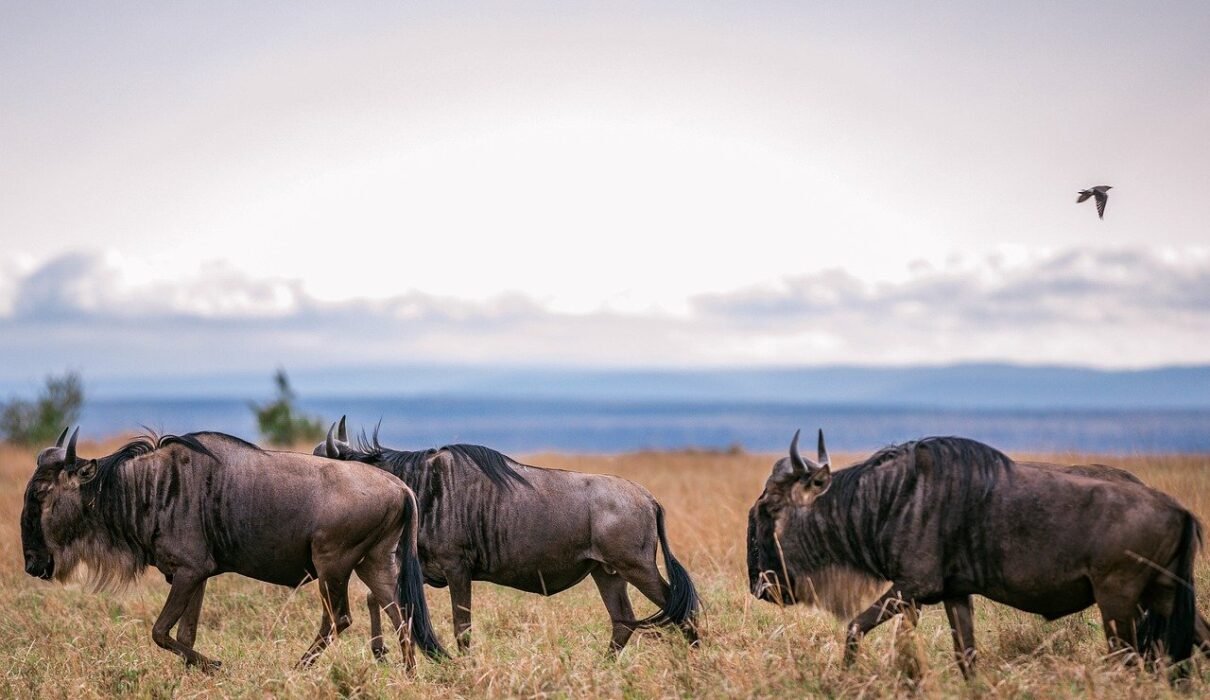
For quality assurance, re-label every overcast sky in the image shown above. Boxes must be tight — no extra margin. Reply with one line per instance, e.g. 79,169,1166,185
2,1,1208,383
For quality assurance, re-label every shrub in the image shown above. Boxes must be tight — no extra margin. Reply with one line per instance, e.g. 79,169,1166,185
0,372,84,446
251,369,325,446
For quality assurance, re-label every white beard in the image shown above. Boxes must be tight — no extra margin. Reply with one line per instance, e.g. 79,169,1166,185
796,564,891,620
51,535,143,593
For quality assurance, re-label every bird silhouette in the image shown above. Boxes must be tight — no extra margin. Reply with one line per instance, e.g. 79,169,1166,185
1076,185,1112,219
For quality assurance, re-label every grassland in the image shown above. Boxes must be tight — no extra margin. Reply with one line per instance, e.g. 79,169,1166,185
1,440,1208,698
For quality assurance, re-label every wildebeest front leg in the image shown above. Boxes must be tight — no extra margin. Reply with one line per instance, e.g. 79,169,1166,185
176,579,208,649
448,572,473,652
844,587,919,666
151,572,221,672
591,568,637,654
297,574,353,668
1198,614,1210,657
943,596,977,679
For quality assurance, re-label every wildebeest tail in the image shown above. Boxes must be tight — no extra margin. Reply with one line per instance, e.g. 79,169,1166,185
636,502,701,630
1138,512,1202,666
395,489,448,660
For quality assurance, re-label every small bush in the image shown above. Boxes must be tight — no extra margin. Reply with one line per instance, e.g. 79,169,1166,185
250,369,325,446
0,372,84,445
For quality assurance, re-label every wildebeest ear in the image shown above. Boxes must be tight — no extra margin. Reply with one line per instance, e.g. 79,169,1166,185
75,459,98,484
789,463,832,505
809,468,831,493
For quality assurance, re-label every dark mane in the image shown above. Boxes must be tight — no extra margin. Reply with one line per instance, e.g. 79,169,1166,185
837,436,1013,497
87,432,231,493
70,432,232,583
88,436,158,490
803,436,1015,579
172,431,264,454
351,429,530,490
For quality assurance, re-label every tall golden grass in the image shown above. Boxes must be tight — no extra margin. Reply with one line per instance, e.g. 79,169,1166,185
1,439,1206,698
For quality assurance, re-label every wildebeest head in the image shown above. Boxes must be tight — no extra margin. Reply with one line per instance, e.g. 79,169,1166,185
313,416,353,458
21,428,100,581
747,428,831,606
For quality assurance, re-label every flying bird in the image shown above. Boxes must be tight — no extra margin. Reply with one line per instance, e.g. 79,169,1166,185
1076,185,1112,219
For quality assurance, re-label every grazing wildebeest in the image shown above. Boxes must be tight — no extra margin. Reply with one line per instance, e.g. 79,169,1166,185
747,430,1201,678
315,417,700,655
934,460,1210,670
20,428,445,671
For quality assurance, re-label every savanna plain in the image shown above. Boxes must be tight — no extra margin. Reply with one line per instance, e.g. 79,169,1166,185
1,439,1208,699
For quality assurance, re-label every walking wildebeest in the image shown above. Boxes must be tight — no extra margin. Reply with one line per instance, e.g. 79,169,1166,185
747,430,1202,678
315,417,700,655
20,428,445,671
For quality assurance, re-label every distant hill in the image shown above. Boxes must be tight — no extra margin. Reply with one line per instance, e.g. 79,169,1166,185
34,363,1210,409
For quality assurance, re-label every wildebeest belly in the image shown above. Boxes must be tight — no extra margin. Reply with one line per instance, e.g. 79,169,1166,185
978,577,1095,620
214,538,318,587
480,561,596,595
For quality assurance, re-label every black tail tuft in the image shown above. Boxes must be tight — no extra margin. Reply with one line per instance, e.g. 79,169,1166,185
635,503,701,637
396,490,448,661
1138,512,1201,672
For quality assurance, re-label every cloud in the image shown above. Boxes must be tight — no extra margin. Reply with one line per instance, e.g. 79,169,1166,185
2,247,1209,381
693,248,1210,328
8,252,312,320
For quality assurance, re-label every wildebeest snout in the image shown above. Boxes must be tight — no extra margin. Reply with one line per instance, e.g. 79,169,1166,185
24,552,53,580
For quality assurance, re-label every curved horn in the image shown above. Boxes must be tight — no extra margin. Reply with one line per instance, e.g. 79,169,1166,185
55,426,70,447
65,427,79,465
788,429,808,474
817,429,830,469
325,423,339,457
337,415,348,443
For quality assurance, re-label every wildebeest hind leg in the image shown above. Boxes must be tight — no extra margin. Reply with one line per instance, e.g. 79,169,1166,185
611,559,700,645
614,560,669,613
364,592,386,661
1095,593,1142,663
297,573,353,668
844,587,919,667
943,596,977,679
176,579,208,649
151,572,221,672
356,554,416,671
591,568,637,653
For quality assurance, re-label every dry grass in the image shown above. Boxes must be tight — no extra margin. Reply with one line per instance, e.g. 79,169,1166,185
2,439,1208,698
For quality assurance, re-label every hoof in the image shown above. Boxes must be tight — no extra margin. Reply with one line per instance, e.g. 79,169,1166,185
295,655,318,670
187,657,222,674
372,647,388,663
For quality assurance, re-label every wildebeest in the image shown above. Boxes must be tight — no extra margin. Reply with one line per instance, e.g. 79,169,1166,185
315,417,700,655
20,428,445,671
944,459,1210,670
747,430,1202,678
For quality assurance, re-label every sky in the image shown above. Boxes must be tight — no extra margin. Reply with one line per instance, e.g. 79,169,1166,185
2,1,1209,386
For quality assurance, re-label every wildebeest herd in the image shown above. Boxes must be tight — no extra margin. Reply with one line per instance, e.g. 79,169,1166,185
19,419,1207,681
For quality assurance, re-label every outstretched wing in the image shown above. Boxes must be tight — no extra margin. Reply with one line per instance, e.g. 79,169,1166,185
1094,191,1108,218
1076,190,1092,203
